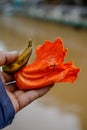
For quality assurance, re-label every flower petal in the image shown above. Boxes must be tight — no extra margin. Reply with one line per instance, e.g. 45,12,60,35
14,38,80,90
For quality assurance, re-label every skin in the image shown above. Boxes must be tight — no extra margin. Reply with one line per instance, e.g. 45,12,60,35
0,51,53,113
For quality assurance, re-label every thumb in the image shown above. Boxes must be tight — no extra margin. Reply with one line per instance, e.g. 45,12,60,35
0,51,18,66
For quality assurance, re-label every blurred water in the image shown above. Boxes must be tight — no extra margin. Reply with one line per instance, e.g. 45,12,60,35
0,15,87,130
4,101,81,130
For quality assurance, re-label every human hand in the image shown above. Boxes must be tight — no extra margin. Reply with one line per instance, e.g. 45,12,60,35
0,51,53,113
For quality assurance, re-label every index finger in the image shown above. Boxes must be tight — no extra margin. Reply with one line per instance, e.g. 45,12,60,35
0,51,18,66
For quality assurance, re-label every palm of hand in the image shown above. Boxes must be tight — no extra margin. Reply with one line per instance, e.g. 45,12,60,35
0,71,52,113
0,51,52,113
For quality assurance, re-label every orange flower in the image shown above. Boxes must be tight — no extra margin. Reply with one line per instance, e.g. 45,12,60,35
14,38,80,90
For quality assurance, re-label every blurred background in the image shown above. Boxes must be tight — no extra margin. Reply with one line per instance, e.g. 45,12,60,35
0,0,87,130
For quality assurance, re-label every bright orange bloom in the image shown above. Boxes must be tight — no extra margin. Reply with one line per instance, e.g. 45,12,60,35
14,38,80,90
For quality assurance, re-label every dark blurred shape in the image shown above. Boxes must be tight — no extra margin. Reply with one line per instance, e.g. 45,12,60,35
82,0,87,6
41,0,87,6
80,7,87,18
27,0,45,6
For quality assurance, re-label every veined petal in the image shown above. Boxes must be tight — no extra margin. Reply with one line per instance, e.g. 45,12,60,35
23,38,67,73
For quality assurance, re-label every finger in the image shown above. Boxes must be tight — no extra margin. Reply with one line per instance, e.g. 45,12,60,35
0,71,17,92
0,51,18,66
14,90,25,97
0,71,15,86
0,71,6,83
6,84,18,93
2,72,14,82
